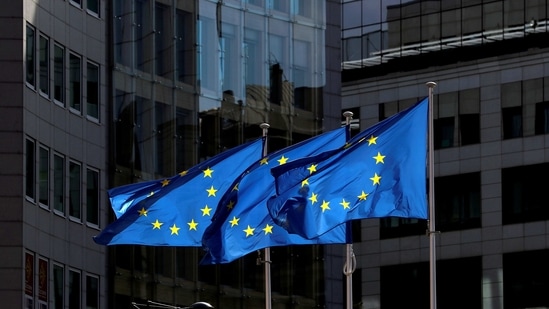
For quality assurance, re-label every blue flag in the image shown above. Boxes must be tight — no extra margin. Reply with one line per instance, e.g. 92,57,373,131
200,127,351,264
93,138,264,246
108,179,162,218
267,98,429,239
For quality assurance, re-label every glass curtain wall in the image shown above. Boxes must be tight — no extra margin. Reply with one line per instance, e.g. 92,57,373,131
110,0,330,308
342,0,549,69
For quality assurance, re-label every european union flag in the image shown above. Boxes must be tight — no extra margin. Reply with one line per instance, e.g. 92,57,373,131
200,127,351,264
108,179,162,218
267,98,429,239
93,138,264,246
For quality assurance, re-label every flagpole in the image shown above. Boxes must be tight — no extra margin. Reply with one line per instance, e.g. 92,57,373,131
343,111,355,309
260,123,272,309
426,81,437,309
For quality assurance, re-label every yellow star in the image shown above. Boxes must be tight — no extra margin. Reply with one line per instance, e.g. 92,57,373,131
206,185,218,197
358,191,369,201
277,155,289,165
201,205,212,216
170,224,180,235
138,207,148,216
232,182,239,191
340,199,350,209
260,157,269,165
244,225,255,237
229,216,239,227
373,152,385,164
370,173,381,185
309,192,318,204
320,200,330,212
307,164,317,174
152,219,163,229
344,142,352,149
179,170,188,176
226,200,235,210
147,191,154,197
161,179,170,187
187,219,198,231
203,167,214,178
263,224,273,235
367,135,378,145
301,178,309,187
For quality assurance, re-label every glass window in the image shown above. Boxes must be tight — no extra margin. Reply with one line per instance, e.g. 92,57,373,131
380,217,425,239
39,146,49,207
459,114,480,145
535,101,549,135
86,62,99,120
176,7,193,84
54,44,65,104
114,0,133,67
87,0,99,16
435,172,481,232
53,264,64,309
502,106,523,139
381,257,481,308
155,1,173,79
86,274,99,309
434,117,455,149
135,0,152,73
502,163,549,224
69,161,81,220
26,24,35,87
504,249,549,309
69,53,82,112
69,269,81,309
54,154,65,214
39,34,49,96
86,168,99,226
26,138,36,200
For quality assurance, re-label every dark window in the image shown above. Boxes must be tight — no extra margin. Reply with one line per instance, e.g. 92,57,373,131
53,44,65,104
504,250,549,309
39,146,49,207
434,117,454,149
86,62,99,119
87,0,99,16
459,113,480,145
39,35,49,95
86,168,99,225
26,139,36,200
502,106,522,139
380,217,426,239
435,172,481,232
85,275,99,309
69,161,81,219
502,163,549,224
53,154,65,214
68,270,81,308
535,101,549,135
69,53,81,112
26,25,35,87
381,257,481,309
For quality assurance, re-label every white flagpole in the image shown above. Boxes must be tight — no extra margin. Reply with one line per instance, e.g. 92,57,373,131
343,111,355,309
426,81,437,309
260,123,272,309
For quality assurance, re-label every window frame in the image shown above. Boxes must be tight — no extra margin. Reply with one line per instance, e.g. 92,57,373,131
86,167,99,227
26,24,36,88
85,274,99,309
86,61,100,121
39,33,50,97
53,43,65,106
53,263,65,309
26,138,36,202
38,145,50,208
86,0,99,17
53,153,66,216
69,160,82,221
69,52,82,114
68,269,81,309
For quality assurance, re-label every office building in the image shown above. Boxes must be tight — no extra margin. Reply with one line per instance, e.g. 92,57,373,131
342,0,549,308
1,0,347,308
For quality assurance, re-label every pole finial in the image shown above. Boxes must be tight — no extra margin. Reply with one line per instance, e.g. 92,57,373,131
343,111,353,118
260,123,270,130
426,81,437,88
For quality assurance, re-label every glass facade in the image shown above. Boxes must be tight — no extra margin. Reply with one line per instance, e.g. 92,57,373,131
110,1,339,307
342,0,549,69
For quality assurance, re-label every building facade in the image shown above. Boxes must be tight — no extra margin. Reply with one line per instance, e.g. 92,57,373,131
342,0,549,308
1,0,348,308
0,0,108,308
